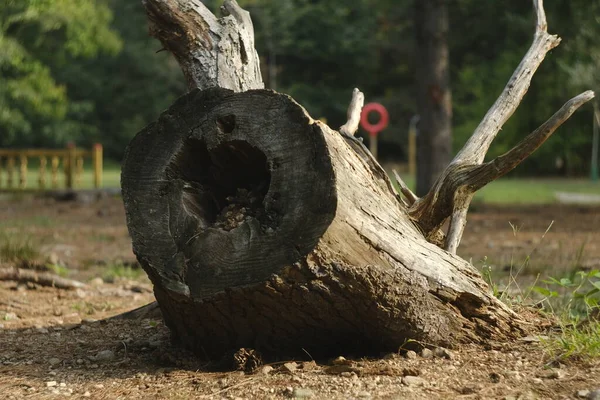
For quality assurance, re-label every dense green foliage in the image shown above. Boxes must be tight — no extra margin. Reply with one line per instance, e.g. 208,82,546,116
0,0,598,173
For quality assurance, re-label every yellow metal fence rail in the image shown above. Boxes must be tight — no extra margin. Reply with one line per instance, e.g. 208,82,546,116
0,144,103,190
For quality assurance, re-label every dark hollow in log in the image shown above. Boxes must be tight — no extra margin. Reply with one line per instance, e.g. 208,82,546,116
122,88,523,358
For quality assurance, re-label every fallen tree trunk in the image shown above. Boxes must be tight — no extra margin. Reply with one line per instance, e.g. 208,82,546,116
122,88,520,357
121,0,593,358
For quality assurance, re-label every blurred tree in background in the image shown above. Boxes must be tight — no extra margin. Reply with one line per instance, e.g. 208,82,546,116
0,0,121,148
0,0,598,175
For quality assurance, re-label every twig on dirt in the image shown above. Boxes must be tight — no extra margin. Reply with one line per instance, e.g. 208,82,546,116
0,267,87,290
302,347,314,361
199,378,256,399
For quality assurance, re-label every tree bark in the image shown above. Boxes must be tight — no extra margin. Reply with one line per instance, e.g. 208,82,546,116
414,0,452,196
121,0,594,359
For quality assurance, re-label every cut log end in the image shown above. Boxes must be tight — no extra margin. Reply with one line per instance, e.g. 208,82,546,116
122,88,337,299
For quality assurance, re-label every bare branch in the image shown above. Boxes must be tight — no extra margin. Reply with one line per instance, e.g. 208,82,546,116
533,0,548,31
468,90,595,190
393,170,419,206
454,0,560,164
339,88,364,136
445,193,472,254
0,267,87,290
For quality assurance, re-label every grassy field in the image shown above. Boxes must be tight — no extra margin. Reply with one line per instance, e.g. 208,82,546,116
3,163,600,204
393,174,600,204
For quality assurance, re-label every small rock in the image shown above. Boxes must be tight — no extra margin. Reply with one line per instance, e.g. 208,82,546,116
299,361,317,371
59,382,66,387
517,391,538,400
588,389,600,400
94,350,115,362
433,347,453,359
76,359,85,365
148,334,162,348
532,378,543,384
404,350,417,359
332,356,352,366
47,253,60,265
402,367,420,376
89,277,104,286
3,312,18,321
402,376,426,387
83,391,91,397
46,381,57,387
94,384,104,389
49,358,61,366
282,362,298,374
292,388,314,398
460,386,481,395
260,365,274,375
36,327,49,334
504,371,522,381
420,349,433,359
356,391,372,398
538,369,564,380
489,372,502,383
577,390,591,398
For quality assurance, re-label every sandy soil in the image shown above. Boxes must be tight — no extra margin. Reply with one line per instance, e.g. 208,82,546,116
0,195,599,399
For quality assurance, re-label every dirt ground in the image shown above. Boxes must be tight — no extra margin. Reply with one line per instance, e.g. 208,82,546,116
1,194,599,399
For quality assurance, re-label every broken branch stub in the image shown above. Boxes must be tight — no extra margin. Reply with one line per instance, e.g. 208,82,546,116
142,0,263,92
339,88,365,137
408,0,594,253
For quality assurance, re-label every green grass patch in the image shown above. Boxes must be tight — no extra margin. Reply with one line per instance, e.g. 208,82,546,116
474,178,600,205
0,215,54,229
528,269,600,360
14,165,121,190
102,262,144,283
46,263,70,277
389,173,600,204
541,320,600,361
0,233,39,263
71,301,115,315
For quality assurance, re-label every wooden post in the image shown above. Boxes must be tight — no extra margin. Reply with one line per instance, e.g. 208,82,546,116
369,135,378,160
65,143,76,189
92,143,103,188
7,157,15,189
75,156,84,187
592,102,599,182
39,156,47,189
51,156,59,188
408,115,419,179
19,155,27,189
